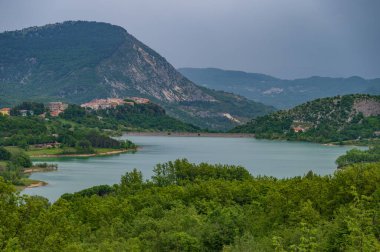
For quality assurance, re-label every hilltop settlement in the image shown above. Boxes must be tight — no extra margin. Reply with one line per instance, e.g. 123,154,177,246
0,97,151,118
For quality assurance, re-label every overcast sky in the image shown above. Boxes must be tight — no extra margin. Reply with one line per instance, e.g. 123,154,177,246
0,0,379,79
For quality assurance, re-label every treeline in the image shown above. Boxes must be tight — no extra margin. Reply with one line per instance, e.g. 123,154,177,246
0,111,135,154
0,159,379,251
0,116,54,147
10,101,46,116
336,145,380,168
231,94,380,144
60,103,201,132
0,147,32,185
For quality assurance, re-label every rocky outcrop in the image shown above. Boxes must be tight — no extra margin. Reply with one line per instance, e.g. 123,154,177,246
353,99,380,117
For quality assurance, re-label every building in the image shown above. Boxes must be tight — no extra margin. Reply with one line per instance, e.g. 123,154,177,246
48,102,68,112
0,108,11,116
48,102,68,117
128,97,150,104
81,98,129,110
293,126,306,133
19,110,29,117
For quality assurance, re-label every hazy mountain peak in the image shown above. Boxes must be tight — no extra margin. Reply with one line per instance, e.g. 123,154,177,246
179,67,380,109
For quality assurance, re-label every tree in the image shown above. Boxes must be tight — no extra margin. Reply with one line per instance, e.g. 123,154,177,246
0,147,11,160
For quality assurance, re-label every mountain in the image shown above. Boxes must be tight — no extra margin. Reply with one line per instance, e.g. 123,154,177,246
230,94,380,143
178,68,380,109
0,21,274,130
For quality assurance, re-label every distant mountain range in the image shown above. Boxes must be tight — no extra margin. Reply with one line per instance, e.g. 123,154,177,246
0,21,274,130
230,94,380,144
179,68,380,109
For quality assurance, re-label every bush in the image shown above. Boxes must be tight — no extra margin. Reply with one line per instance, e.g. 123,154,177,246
10,151,32,168
0,147,11,160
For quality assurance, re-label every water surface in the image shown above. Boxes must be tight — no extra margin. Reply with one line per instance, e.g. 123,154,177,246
24,136,358,201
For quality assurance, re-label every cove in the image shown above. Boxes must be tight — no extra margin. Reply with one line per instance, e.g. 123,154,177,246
23,136,358,201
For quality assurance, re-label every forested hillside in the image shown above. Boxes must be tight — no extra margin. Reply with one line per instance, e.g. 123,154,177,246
0,101,198,150
0,112,136,157
60,102,200,133
0,158,379,251
231,94,380,144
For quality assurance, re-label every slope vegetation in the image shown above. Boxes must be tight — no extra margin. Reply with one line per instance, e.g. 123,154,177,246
231,94,380,143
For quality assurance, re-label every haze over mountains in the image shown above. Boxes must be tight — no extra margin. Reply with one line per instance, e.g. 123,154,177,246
0,21,274,130
179,68,380,109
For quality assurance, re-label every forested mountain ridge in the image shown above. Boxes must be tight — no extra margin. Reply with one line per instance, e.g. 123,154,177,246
179,67,380,109
231,94,380,143
0,21,274,130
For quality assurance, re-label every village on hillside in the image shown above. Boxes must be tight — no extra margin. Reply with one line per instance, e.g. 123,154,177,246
80,97,150,110
0,97,150,117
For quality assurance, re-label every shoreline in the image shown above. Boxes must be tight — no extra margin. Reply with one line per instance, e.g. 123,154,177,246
26,181,47,189
30,148,137,158
21,166,58,190
123,132,255,138
24,166,58,174
123,132,369,147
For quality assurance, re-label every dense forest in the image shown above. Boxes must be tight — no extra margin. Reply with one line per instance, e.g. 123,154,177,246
231,94,380,144
60,102,200,133
0,146,58,187
0,111,135,153
0,156,379,251
336,145,380,168
0,100,199,152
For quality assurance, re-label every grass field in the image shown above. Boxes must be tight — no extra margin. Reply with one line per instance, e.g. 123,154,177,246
26,148,65,156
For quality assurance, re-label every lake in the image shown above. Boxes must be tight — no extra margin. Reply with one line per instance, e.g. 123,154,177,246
23,136,358,201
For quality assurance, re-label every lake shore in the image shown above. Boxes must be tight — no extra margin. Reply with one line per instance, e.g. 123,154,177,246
26,181,48,188
30,148,137,158
19,165,59,190
123,132,255,138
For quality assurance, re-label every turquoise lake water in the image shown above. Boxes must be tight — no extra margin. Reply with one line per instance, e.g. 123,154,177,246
23,136,358,201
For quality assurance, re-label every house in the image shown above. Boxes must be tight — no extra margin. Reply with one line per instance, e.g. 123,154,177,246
48,102,68,111
48,102,68,116
50,110,61,117
81,98,128,110
0,108,11,116
32,142,60,149
19,110,29,116
293,126,306,133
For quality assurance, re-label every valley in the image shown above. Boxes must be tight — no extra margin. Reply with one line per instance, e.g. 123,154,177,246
0,15,379,251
